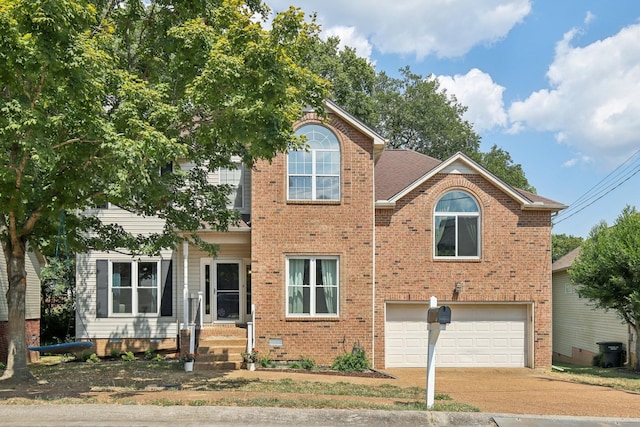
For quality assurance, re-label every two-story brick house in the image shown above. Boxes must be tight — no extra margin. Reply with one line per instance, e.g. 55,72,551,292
76,100,564,369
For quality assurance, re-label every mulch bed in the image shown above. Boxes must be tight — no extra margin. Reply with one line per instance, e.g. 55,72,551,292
255,367,395,379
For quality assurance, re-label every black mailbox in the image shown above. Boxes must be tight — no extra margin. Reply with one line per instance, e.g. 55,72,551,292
428,306,451,324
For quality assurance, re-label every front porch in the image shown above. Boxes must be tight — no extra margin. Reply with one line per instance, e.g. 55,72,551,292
181,324,250,370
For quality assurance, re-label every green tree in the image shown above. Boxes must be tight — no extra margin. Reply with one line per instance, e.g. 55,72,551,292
551,233,583,262
0,0,328,381
476,145,536,194
568,206,640,370
305,36,377,127
301,38,535,191
374,66,480,161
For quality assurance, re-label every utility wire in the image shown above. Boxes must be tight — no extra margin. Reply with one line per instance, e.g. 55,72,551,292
553,148,640,225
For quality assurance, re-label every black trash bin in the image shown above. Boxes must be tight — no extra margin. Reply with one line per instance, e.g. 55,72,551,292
596,341,623,368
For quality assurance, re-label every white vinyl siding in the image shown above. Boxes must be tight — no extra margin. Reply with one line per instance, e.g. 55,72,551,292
553,270,629,358
0,249,41,322
76,250,176,340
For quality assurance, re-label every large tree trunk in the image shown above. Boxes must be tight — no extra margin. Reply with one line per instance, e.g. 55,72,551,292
1,238,34,382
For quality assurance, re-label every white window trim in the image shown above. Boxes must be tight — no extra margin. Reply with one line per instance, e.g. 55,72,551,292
219,162,245,210
287,125,341,201
286,256,340,317
433,192,481,259
108,259,161,316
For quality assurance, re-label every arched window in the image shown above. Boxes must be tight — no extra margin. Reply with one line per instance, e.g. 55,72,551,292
288,125,340,201
434,191,480,258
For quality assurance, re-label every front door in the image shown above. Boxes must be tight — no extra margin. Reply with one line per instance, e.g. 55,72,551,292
202,260,241,322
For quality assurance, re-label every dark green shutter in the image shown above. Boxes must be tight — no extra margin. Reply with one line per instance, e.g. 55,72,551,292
160,260,173,317
96,260,108,318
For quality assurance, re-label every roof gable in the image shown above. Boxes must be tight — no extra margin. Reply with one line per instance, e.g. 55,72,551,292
375,151,566,211
324,100,387,162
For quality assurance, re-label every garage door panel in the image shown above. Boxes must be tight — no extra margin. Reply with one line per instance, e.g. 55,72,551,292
386,303,528,368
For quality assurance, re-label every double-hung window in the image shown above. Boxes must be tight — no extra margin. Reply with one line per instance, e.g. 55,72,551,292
287,257,339,316
434,191,480,258
219,162,244,209
111,260,160,315
288,125,340,201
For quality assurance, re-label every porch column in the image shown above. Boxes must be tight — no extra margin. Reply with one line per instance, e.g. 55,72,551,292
182,241,189,329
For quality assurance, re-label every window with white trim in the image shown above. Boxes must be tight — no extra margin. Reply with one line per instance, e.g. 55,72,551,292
288,125,340,200
287,257,339,316
111,260,160,315
434,191,480,258
219,162,244,209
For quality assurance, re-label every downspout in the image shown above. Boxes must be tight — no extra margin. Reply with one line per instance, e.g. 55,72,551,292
371,181,376,369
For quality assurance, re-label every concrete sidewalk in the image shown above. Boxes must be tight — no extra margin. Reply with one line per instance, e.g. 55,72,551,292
1,405,639,426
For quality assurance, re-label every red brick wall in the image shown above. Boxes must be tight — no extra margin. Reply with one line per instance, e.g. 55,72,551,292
251,112,375,366
375,173,553,368
0,319,41,364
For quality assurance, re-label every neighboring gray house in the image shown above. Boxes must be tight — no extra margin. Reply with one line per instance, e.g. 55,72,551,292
552,247,636,366
0,247,43,363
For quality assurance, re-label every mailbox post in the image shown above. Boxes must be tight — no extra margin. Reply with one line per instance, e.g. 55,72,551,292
426,296,451,408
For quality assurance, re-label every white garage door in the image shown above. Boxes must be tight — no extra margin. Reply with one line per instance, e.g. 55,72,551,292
385,303,528,368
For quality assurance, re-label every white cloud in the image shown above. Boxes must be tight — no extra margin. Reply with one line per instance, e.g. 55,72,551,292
508,22,640,166
324,26,373,62
584,11,596,25
562,153,592,168
435,69,508,132
267,0,531,59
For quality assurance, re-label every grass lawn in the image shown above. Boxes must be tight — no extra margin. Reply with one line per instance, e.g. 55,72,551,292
0,356,478,412
550,362,640,393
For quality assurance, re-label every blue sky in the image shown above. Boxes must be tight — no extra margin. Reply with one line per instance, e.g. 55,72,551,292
266,0,640,238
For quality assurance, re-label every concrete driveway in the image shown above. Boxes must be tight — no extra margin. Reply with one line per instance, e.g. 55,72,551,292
384,367,640,418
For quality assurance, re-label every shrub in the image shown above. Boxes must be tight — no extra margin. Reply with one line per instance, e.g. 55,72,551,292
86,353,100,363
144,349,156,360
332,348,370,372
300,356,316,370
593,353,603,367
110,349,121,359
121,351,135,361
80,350,94,362
258,355,275,368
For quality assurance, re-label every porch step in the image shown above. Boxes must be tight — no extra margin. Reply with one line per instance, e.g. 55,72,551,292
195,325,248,370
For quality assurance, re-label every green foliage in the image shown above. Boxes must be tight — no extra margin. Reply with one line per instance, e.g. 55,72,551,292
79,350,94,362
592,353,603,367
258,355,276,368
85,353,100,363
375,67,480,161
110,349,122,359
121,351,135,362
40,258,75,344
475,145,536,193
289,362,302,369
331,349,370,372
305,39,534,190
144,349,164,362
0,0,329,378
300,356,316,370
552,233,584,262
306,36,377,127
569,205,640,370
